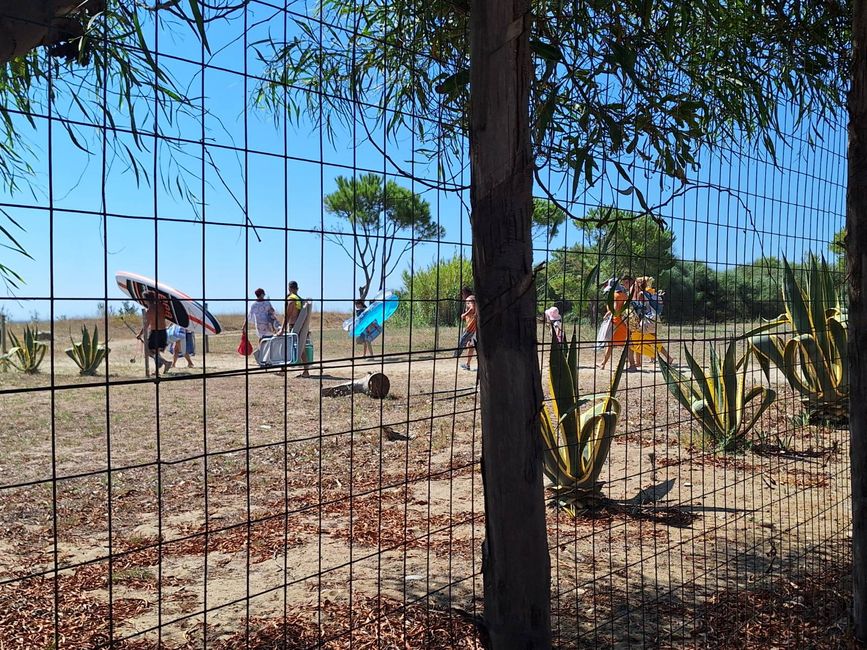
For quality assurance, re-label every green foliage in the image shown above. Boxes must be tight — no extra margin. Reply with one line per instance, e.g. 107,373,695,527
658,261,728,323
4,324,47,373
659,340,776,452
532,199,566,242
542,245,596,320
66,325,109,376
540,333,628,515
393,255,472,326
257,1,847,207
0,207,30,289
1,2,238,288
830,228,846,274
324,174,442,300
747,256,848,423
716,259,784,322
579,210,677,280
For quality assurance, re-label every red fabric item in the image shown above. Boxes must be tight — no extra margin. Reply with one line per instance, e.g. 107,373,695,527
238,331,253,356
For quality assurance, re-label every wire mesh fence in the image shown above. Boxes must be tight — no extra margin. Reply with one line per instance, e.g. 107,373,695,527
0,1,851,648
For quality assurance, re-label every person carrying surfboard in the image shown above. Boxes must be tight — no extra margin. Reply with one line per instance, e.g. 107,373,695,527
280,280,312,378
142,290,170,371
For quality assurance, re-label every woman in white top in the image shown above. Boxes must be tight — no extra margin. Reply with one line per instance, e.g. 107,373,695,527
244,288,281,345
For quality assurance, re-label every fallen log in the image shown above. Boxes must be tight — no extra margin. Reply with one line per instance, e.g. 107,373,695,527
321,372,390,399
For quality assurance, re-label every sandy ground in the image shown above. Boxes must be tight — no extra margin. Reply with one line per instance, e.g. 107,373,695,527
0,316,851,648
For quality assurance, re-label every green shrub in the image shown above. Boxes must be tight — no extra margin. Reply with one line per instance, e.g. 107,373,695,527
393,254,472,326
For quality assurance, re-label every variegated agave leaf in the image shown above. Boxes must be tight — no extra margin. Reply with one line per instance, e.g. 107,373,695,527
540,333,627,514
745,255,847,422
659,339,776,451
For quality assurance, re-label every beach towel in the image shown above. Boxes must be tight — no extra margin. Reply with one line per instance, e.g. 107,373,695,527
595,313,613,349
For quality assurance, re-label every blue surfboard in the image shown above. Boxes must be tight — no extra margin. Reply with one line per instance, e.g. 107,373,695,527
343,291,399,343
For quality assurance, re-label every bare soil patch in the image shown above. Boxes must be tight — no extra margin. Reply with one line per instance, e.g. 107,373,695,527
0,321,851,646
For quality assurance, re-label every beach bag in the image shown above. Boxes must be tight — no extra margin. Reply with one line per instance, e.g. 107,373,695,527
238,331,253,356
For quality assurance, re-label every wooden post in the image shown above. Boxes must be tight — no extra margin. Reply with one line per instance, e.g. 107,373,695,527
0,314,6,353
141,308,150,378
320,372,390,399
849,1,867,640
470,0,551,647
203,302,209,353
434,300,440,351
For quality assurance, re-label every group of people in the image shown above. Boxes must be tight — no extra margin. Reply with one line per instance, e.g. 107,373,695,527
595,274,675,372
243,281,312,377
144,277,674,377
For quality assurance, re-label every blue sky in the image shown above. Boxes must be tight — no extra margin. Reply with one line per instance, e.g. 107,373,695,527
0,5,847,321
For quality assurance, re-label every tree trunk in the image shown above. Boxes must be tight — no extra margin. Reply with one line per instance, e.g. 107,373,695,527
320,372,390,399
850,1,867,642
470,1,551,648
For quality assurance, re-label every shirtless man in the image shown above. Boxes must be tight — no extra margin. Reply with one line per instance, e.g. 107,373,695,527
143,290,170,371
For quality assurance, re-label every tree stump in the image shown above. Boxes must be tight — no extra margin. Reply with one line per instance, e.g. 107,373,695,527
320,372,390,399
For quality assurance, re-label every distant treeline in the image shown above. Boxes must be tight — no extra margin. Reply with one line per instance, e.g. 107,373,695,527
392,213,844,327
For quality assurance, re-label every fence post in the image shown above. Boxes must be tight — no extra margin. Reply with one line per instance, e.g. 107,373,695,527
0,314,6,353
203,301,209,353
849,2,867,641
141,308,150,378
470,0,552,647
433,300,440,352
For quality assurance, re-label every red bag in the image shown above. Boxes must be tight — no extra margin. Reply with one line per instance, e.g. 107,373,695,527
238,331,253,356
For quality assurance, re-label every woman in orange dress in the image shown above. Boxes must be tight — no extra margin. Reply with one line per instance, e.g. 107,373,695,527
599,275,637,370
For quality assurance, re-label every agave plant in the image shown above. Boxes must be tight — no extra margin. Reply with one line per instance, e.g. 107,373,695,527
66,325,109,376
5,324,47,373
659,339,776,452
540,333,628,515
747,256,847,424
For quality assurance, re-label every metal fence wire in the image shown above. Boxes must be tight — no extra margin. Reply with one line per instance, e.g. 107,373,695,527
0,2,851,648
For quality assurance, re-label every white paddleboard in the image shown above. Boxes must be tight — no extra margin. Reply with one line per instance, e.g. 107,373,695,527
115,271,222,335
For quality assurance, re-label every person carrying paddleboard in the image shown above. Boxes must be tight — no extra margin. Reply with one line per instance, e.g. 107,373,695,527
142,290,170,371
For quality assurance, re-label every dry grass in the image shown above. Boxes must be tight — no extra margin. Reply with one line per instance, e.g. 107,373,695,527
0,319,853,647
